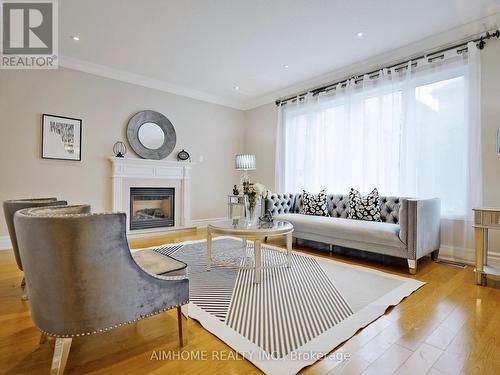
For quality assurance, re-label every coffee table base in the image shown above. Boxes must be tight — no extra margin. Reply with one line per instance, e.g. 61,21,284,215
206,232,293,284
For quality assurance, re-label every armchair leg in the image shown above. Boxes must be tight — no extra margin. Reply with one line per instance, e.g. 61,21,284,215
407,259,417,275
177,306,188,347
39,332,48,345
21,281,29,301
431,249,440,261
50,338,72,375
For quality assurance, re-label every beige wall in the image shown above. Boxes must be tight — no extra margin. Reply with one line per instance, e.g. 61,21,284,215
1,40,499,251
244,102,278,190
480,42,500,250
481,42,500,208
245,42,500,251
0,67,245,237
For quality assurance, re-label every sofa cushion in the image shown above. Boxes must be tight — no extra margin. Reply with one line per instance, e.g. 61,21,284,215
300,189,329,217
289,193,402,223
275,213,405,249
347,188,381,222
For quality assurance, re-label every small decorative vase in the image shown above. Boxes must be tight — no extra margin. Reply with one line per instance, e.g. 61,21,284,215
244,195,261,223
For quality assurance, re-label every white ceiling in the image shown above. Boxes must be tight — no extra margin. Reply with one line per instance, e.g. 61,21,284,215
59,0,500,109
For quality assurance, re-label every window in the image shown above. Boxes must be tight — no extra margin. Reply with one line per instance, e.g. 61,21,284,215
280,69,468,217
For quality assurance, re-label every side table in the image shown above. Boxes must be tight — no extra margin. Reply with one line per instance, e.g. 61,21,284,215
473,207,500,285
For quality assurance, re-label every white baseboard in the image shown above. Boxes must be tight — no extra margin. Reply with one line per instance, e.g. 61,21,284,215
190,217,227,228
438,245,500,267
0,235,12,250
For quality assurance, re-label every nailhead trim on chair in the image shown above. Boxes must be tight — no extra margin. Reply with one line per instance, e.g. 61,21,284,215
21,205,190,339
38,300,190,338
21,208,125,217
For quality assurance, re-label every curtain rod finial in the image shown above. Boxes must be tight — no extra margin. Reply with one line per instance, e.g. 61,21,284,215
478,37,486,50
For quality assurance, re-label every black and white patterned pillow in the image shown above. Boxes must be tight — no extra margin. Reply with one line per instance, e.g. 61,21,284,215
348,188,381,222
300,189,329,217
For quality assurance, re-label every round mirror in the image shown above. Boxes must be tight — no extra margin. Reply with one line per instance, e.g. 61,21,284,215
138,122,165,149
127,110,176,160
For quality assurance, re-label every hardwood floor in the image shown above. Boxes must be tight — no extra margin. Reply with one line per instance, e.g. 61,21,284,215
1,229,499,374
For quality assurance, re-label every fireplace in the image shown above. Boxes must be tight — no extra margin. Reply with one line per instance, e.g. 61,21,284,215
130,187,175,230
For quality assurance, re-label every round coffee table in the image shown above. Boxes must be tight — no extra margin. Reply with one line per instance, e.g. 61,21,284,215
206,219,294,283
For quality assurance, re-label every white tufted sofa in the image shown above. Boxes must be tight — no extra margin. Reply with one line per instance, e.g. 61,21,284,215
265,193,441,274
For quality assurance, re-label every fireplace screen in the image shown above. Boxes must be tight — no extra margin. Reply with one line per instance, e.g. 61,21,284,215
130,187,174,230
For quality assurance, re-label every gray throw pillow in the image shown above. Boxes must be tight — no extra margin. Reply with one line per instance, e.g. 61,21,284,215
300,189,329,217
348,188,381,222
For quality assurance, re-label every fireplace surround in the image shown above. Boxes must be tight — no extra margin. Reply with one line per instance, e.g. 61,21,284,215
109,157,192,234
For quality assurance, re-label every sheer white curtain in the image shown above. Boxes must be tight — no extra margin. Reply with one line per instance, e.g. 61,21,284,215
276,68,406,195
275,42,482,247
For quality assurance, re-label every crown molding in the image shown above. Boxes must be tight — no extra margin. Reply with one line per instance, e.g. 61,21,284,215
58,12,500,112
59,55,246,110
241,12,500,110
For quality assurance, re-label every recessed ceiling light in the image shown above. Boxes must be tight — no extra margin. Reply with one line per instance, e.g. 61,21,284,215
356,32,364,38
283,64,289,69
71,35,80,41
233,85,240,91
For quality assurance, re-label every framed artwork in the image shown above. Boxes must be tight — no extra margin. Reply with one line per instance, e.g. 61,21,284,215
41,114,82,161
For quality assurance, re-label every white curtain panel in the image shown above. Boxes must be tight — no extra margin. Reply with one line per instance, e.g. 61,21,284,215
275,42,482,248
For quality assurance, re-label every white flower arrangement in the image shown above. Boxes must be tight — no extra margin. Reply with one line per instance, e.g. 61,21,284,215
240,181,269,215
239,182,269,199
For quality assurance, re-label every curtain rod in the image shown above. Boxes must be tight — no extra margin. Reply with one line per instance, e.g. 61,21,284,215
275,29,500,106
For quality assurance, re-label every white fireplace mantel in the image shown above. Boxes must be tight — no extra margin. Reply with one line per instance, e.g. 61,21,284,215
109,157,193,234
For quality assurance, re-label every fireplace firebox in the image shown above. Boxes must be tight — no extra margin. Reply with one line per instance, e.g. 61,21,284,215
130,187,174,230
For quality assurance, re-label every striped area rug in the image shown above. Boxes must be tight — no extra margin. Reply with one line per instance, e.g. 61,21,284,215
142,237,424,375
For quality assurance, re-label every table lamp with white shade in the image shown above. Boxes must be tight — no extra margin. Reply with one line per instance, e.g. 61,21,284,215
235,154,256,184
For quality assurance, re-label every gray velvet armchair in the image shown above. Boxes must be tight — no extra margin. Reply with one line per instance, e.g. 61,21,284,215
3,198,67,298
14,205,189,374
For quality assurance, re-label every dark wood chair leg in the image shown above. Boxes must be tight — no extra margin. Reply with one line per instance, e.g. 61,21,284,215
40,332,48,344
21,281,29,301
177,306,187,347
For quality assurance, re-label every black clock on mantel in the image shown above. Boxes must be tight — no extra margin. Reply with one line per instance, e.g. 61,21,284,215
177,149,190,161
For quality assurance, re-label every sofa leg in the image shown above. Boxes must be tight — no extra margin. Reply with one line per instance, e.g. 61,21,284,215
407,259,417,275
431,249,440,261
329,244,333,256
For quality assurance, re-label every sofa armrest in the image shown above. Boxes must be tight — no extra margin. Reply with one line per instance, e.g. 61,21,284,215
265,193,296,215
404,198,441,260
